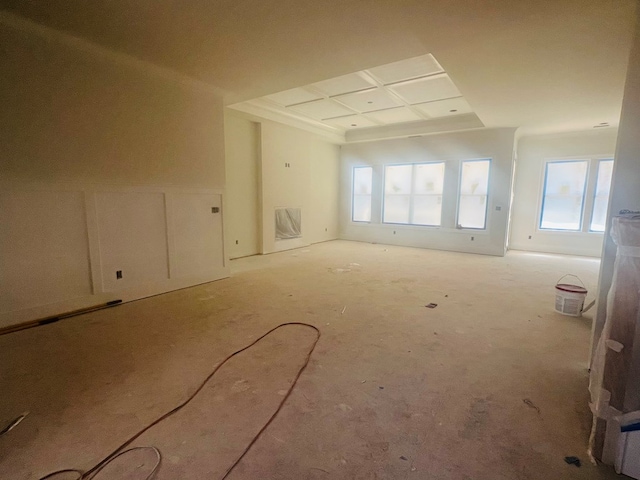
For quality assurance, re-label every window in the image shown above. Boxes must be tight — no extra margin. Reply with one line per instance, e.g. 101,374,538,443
457,159,490,229
352,166,373,222
384,165,412,224
383,163,445,226
540,160,588,231
590,159,614,232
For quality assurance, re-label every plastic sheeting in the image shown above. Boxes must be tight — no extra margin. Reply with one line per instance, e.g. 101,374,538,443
589,214,640,467
275,208,302,240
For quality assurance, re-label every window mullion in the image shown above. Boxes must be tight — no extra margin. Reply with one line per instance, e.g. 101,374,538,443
581,159,598,232
409,164,417,224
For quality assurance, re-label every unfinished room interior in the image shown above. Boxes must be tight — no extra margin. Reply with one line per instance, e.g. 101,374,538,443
3,0,640,478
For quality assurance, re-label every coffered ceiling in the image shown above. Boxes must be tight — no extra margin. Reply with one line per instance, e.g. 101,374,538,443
1,0,637,139
230,54,480,137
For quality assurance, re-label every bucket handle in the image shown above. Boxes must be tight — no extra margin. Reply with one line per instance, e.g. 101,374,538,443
556,274,586,289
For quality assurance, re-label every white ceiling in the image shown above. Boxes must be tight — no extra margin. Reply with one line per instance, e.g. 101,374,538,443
231,54,481,136
2,0,636,140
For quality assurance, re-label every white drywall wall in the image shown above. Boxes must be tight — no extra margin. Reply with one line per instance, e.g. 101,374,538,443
0,190,93,314
339,128,516,256
510,129,617,257
0,23,225,188
592,10,640,364
308,140,341,243
0,21,228,328
260,121,312,253
224,113,261,258
224,113,340,256
259,121,340,253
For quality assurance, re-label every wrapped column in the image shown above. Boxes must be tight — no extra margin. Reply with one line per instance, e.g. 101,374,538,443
589,214,640,464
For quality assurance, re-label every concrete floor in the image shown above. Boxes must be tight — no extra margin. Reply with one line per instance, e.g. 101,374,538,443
0,240,624,479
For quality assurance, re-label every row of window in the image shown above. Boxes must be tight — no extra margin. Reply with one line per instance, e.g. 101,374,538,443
352,157,614,234
353,159,491,229
540,158,613,233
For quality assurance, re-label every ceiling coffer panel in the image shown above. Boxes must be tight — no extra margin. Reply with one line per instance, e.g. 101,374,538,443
389,74,461,105
335,88,403,113
287,99,356,120
324,115,379,129
413,97,473,118
365,107,423,124
312,73,376,97
265,88,322,106
367,54,444,85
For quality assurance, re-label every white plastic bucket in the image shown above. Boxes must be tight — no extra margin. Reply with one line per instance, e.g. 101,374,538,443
555,274,588,317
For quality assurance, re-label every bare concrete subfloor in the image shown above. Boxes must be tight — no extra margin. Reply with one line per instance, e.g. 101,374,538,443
0,240,622,480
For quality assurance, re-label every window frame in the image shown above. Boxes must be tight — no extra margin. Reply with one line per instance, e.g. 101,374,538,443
539,159,589,232
382,162,445,227
456,158,491,230
537,158,601,233
351,166,373,223
588,158,614,233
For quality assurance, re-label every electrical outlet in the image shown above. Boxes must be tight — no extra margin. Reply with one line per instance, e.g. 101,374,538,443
212,207,220,213
235,240,239,244
116,270,122,279
528,235,532,239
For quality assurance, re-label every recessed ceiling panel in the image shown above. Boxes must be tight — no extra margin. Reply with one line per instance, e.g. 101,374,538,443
365,107,423,124
265,88,322,106
287,99,355,120
233,52,477,135
335,88,402,113
312,73,376,97
389,74,461,105
367,54,444,85
324,115,379,129
413,97,473,118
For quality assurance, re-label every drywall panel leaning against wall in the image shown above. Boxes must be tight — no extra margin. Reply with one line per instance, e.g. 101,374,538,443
339,128,516,256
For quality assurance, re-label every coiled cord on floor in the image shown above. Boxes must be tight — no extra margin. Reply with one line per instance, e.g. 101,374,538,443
39,322,321,480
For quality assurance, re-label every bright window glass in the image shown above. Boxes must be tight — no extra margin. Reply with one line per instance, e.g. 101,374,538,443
590,159,614,232
383,163,444,226
540,160,588,231
413,163,445,225
383,165,412,223
352,166,373,222
457,159,490,229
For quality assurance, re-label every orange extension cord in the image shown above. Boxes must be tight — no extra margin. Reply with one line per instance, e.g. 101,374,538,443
39,322,321,480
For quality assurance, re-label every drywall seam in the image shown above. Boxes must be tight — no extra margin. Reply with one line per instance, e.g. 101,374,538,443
164,193,176,279
256,123,265,255
83,190,102,295
220,192,228,267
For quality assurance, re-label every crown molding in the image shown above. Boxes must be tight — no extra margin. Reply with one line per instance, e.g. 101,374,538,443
227,101,346,144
